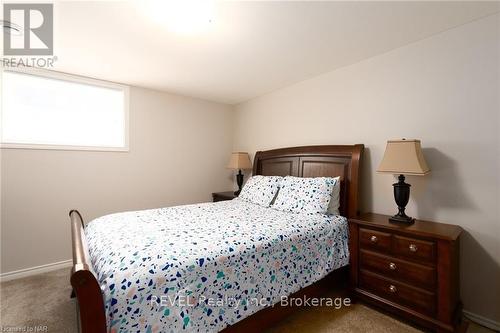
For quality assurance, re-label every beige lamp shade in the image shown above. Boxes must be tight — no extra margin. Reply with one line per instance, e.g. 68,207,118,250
227,152,252,170
377,139,430,175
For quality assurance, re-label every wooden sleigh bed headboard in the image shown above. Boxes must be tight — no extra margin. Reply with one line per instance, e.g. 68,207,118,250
253,144,364,218
69,144,363,333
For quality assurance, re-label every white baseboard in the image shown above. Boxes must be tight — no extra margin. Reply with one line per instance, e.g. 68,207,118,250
0,259,72,282
464,310,500,332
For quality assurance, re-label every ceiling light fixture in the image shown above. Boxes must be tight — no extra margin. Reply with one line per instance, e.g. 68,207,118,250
142,0,215,35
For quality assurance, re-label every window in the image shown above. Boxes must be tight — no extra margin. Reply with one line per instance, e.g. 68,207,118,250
1,69,129,151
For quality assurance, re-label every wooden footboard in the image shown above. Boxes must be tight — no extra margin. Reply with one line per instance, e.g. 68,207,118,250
69,210,107,333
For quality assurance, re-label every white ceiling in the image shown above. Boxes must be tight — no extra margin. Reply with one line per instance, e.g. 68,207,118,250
53,1,500,104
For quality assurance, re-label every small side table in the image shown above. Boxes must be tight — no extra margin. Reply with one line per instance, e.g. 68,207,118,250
212,191,237,202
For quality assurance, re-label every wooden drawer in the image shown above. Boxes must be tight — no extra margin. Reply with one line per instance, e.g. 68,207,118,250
359,270,436,316
360,250,436,290
393,235,435,263
349,214,464,332
359,228,391,252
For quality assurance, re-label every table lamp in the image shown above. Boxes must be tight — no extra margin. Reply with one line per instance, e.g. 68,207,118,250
227,152,252,196
377,139,430,224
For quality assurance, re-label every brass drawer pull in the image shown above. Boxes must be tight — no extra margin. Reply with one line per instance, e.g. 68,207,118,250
389,262,397,270
409,244,418,252
370,235,378,243
389,285,397,293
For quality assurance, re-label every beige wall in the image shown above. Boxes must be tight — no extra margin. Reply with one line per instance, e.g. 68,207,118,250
234,14,500,322
0,86,234,273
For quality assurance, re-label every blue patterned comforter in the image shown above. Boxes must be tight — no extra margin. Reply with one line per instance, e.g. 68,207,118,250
85,198,349,333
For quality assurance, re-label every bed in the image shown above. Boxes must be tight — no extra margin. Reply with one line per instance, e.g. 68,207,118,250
69,144,364,333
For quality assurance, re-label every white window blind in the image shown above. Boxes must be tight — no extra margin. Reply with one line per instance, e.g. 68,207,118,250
1,70,129,151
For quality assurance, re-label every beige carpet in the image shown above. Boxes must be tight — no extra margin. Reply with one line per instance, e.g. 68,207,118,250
1,268,76,332
0,269,488,333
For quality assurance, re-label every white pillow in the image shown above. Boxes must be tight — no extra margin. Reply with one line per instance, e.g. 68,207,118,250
238,175,283,207
326,177,341,215
271,176,336,214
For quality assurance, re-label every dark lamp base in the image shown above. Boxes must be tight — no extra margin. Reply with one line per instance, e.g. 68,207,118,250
389,214,415,224
234,169,244,197
389,174,415,225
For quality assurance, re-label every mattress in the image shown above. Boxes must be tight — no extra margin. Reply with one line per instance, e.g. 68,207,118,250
85,198,349,332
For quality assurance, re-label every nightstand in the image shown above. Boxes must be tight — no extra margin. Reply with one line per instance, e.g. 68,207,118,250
212,191,237,202
349,213,465,333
